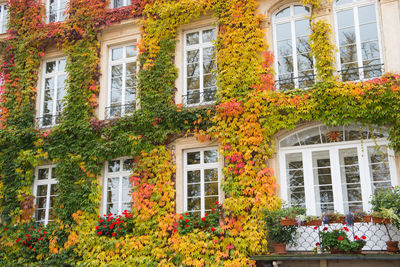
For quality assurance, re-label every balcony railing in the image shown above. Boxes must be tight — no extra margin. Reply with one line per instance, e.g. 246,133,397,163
105,103,136,119
36,114,61,129
275,74,316,92
287,220,400,252
182,89,217,107
338,63,384,82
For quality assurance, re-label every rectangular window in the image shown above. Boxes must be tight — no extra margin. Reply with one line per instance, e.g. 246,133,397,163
47,0,68,23
34,166,57,225
0,4,7,34
107,44,137,119
286,153,305,208
184,147,220,217
312,150,334,214
336,1,383,81
103,158,134,215
184,28,217,106
111,0,131,8
39,58,67,128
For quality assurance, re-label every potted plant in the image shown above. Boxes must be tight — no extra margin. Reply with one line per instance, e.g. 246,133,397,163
305,215,322,226
319,229,366,254
370,186,400,252
265,206,302,254
345,210,372,226
279,206,306,226
321,211,345,224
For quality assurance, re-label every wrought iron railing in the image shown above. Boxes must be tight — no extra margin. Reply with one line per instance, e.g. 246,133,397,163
287,221,400,252
105,103,136,119
35,114,61,129
275,74,316,92
338,63,385,82
182,90,217,107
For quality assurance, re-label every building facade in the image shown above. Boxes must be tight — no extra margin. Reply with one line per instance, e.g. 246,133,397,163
0,0,400,266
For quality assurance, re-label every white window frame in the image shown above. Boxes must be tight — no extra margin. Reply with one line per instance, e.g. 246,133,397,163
107,43,138,119
334,0,384,81
33,165,57,226
183,26,217,106
102,157,133,216
279,125,398,216
183,146,221,217
39,57,67,128
110,0,131,8
46,0,68,23
0,3,8,34
272,4,314,90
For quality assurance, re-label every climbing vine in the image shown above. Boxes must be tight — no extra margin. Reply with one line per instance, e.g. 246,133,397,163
0,0,400,266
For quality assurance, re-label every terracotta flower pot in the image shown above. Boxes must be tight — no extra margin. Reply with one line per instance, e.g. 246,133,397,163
280,218,297,226
305,219,322,226
386,241,399,253
372,217,391,224
273,243,287,254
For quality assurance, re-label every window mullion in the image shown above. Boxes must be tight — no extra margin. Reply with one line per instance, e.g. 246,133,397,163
119,173,123,214
45,169,51,225
200,152,205,217
353,6,363,80
358,144,372,212
330,147,345,214
199,41,204,104
279,152,289,203
388,148,398,187
122,58,126,116
303,150,316,215
292,19,299,88
53,72,58,125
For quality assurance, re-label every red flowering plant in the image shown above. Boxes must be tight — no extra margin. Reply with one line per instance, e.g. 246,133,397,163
319,229,366,253
13,224,50,257
96,210,135,238
175,201,223,234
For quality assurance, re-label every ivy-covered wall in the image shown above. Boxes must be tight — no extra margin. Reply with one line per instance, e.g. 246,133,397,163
0,0,399,266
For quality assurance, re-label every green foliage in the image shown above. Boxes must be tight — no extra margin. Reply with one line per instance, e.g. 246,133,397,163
370,186,400,228
319,229,366,253
264,206,305,245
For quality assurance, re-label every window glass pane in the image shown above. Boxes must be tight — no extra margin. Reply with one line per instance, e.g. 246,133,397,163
112,47,123,61
360,23,378,42
187,197,200,211
188,184,200,197
294,5,309,16
126,45,137,58
204,168,218,182
276,23,291,41
46,61,56,74
340,148,363,213
277,40,292,57
286,153,305,207
358,5,375,24
297,126,321,146
337,9,354,29
187,152,200,165
36,209,46,222
336,0,352,5
186,32,199,46
108,160,120,173
202,29,216,43
38,168,49,180
368,146,391,193
205,182,218,196
204,150,218,163
187,50,200,64
205,196,218,210
313,151,334,215
280,134,300,147
276,7,290,19
187,170,200,183
295,19,310,37
320,126,344,143
123,158,134,171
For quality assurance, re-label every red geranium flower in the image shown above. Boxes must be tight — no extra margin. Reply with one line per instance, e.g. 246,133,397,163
201,217,206,222
344,227,349,232
210,227,216,232
185,213,189,216
313,226,318,230
96,226,99,229
205,213,208,217
338,236,344,241
179,216,183,220
323,227,328,231
4,228,7,231
173,229,177,233
98,231,102,235
185,225,189,228
215,201,219,205
361,236,366,240
212,208,215,211
185,219,190,223
316,242,320,246
112,233,116,237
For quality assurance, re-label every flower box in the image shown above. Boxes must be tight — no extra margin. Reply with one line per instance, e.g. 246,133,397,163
280,218,297,226
353,215,372,223
328,217,345,224
305,219,322,226
372,217,391,224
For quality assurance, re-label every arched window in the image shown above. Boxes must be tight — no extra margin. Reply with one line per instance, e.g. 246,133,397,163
334,0,383,81
273,4,314,91
279,125,398,215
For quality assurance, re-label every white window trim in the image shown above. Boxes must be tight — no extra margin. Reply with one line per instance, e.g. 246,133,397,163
333,0,384,81
279,126,398,216
107,43,138,119
46,0,68,23
183,146,221,217
0,3,7,34
183,26,217,106
272,4,314,90
110,0,131,9
102,157,133,216
39,57,67,128
33,165,57,226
